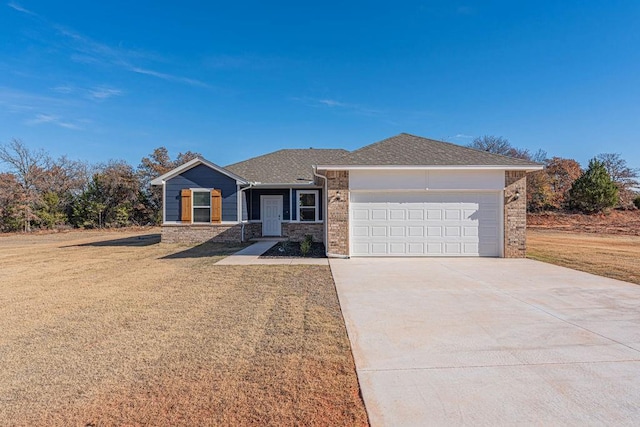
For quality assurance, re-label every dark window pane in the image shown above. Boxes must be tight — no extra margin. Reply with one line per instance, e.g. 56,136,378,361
299,193,315,207
193,208,211,222
193,192,210,207
300,207,316,221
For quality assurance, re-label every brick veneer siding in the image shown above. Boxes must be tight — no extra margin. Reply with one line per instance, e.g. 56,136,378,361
243,222,262,241
325,170,350,257
283,223,324,242
162,222,324,244
161,224,242,244
242,222,324,242
504,171,527,258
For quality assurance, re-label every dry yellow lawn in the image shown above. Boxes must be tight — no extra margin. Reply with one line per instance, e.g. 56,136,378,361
0,229,368,426
527,229,640,285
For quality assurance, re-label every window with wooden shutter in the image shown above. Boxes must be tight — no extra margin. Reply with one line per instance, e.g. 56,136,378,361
181,189,192,223
211,189,222,223
192,190,211,223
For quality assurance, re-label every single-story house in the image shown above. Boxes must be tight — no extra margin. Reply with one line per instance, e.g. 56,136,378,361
151,133,543,257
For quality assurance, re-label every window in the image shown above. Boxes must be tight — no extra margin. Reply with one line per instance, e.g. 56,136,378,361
192,190,211,223
298,190,318,222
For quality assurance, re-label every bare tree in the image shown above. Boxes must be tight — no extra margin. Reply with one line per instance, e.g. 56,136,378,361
469,135,547,162
468,135,512,156
596,153,639,208
0,139,49,231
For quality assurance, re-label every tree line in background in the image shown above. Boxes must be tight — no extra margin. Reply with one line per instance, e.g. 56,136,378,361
0,136,638,233
0,138,199,232
469,135,640,213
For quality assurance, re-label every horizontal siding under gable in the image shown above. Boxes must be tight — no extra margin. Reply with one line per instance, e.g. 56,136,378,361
166,164,238,222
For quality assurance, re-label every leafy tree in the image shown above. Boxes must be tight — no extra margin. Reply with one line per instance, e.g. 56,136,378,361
568,158,619,213
528,157,582,211
72,161,146,228
0,173,23,232
526,170,553,212
596,153,639,208
36,191,67,229
138,147,201,224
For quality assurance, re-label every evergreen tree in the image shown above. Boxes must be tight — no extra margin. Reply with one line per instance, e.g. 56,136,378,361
568,158,619,213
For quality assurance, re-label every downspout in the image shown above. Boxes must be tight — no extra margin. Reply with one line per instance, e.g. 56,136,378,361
238,183,254,242
312,166,329,257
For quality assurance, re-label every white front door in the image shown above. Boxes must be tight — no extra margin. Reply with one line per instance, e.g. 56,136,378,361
261,195,282,236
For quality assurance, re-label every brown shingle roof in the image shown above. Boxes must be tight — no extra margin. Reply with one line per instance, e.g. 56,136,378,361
225,148,348,184
325,133,540,167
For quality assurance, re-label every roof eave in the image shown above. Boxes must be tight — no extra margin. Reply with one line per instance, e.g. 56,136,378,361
315,164,544,172
150,157,249,185
249,182,319,188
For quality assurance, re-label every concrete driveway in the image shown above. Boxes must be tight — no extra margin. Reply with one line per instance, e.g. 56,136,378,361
330,258,640,426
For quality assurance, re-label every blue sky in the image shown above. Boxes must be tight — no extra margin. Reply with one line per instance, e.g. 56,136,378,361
1,1,639,170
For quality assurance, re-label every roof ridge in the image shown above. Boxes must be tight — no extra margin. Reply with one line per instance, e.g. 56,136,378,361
328,133,541,167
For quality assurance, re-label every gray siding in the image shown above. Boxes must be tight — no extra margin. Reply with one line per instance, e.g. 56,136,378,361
166,164,238,222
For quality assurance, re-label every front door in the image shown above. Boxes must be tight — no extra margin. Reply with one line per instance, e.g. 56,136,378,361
261,195,282,236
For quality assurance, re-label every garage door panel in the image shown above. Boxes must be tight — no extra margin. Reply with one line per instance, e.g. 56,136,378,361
464,242,479,253
426,209,442,220
371,243,387,254
445,226,460,237
407,242,425,254
351,191,501,257
371,210,387,220
479,243,499,256
352,209,369,220
352,226,369,237
389,226,405,237
408,210,424,220
479,226,497,238
408,226,424,237
389,210,405,220
389,242,406,254
463,226,478,237
427,226,442,236
427,243,443,254
371,226,387,237
444,209,461,220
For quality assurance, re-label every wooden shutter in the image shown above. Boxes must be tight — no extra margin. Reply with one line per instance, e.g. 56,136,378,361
211,189,222,223
181,189,192,223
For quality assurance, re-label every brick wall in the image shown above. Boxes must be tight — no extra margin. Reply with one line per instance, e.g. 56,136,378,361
282,223,324,242
161,224,242,244
243,223,262,241
325,170,350,257
504,171,527,258
245,222,324,242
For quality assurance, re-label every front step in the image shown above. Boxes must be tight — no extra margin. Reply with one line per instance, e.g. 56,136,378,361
249,237,288,242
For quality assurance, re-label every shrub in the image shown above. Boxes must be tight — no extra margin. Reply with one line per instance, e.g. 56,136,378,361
300,234,313,257
634,196,640,209
568,158,619,213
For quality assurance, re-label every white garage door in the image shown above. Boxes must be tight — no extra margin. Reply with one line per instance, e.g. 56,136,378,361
350,192,502,257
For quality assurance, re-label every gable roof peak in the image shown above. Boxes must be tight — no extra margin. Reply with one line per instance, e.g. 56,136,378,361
150,156,248,185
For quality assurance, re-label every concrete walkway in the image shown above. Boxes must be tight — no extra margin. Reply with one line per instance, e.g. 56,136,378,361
215,240,329,265
331,257,640,426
